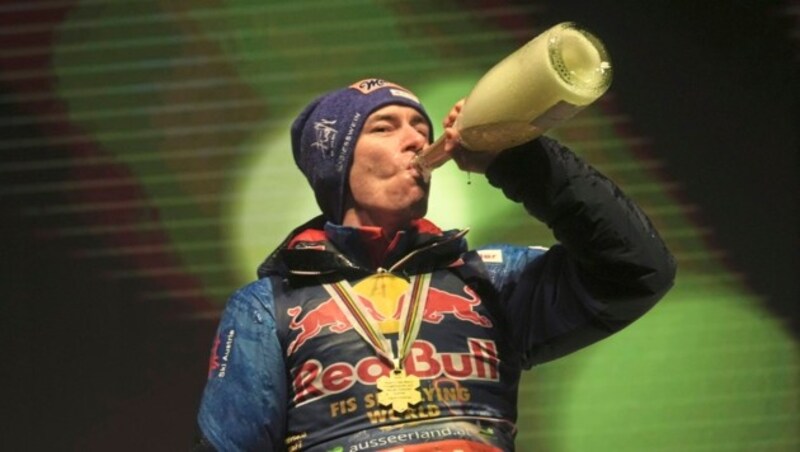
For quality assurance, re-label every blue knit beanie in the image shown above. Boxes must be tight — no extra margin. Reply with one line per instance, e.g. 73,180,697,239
291,78,433,224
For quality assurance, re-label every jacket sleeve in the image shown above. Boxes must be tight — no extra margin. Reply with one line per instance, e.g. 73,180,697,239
483,136,676,367
196,279,287,451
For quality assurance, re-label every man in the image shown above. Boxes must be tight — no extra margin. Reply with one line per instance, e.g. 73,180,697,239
195,78,676,451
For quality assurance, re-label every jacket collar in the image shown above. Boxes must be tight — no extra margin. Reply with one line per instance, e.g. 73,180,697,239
256,216,467,281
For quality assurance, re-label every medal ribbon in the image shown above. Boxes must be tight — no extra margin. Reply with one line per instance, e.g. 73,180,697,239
324,273,431,368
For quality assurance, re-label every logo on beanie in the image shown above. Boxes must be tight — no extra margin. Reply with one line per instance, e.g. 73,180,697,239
350,78,411,95
389,88,420,104
352,78,388,93
311,118,338,157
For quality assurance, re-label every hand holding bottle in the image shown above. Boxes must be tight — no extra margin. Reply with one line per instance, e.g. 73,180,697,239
413,22,612,178
440,99,500,174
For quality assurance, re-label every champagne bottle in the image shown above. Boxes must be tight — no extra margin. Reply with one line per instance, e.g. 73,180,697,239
415,22,613,174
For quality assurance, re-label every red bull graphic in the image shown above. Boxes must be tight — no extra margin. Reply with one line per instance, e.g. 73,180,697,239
287,297,383,354
292,338,500,405
287,285,492,355
422,286,492,327
287,299,353,355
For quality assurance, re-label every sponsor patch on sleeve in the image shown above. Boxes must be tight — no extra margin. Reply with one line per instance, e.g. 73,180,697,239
477,249,503,264
208,329,236,379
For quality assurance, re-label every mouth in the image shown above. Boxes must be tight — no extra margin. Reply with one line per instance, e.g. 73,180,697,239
406,148,434,185
407,164,428,186
412,167,432,185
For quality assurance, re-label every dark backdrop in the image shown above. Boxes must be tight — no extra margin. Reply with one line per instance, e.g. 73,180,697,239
1,1,796,450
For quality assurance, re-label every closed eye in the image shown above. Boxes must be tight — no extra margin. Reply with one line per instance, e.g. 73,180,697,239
370,123,392,133
410,117,430,140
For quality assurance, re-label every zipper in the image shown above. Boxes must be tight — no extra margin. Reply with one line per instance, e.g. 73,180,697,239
388,228,469,273
288,228,468,276
288,254,360,276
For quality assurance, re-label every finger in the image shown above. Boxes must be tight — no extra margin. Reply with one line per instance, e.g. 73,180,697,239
443,129,458,154
443,99,466,129
443,110,456,129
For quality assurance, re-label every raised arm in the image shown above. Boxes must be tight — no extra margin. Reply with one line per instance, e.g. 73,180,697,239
479,136,676,366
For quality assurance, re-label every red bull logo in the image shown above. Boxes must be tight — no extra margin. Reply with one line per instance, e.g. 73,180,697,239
292,338,500,405
287,299,353,355
287,297,383,355
286,285,492,355
422,286,492,327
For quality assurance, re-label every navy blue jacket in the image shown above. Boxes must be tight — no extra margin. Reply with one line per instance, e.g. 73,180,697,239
196,137,676,451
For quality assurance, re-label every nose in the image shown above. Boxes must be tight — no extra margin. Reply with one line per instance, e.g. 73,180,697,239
400,123,427,154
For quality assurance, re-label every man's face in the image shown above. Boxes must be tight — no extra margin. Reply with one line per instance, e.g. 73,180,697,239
346,104,431,226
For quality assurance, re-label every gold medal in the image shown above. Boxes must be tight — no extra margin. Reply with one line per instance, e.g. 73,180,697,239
376,368,422,413
325,273,432,414
353,272,409,334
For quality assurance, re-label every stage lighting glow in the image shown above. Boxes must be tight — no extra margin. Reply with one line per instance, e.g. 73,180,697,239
227,123,319,282
516,285,799,450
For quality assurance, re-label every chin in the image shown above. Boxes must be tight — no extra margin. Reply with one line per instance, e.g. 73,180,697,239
409,197,428,219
